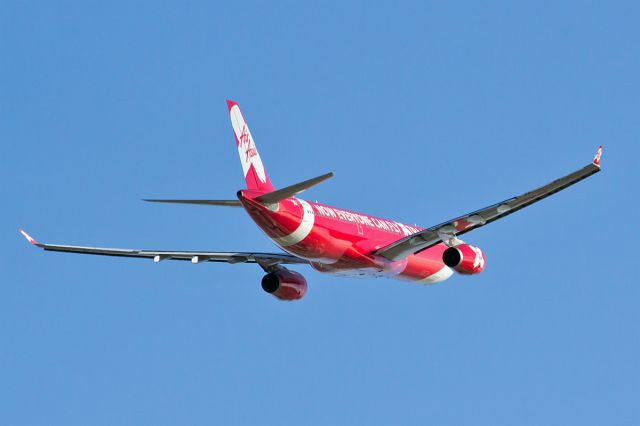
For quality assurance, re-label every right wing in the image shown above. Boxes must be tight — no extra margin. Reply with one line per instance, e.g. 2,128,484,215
19,230,307,268
375,146,603,261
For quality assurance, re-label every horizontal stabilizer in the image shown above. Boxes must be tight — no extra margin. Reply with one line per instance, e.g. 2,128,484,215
255,172,334,205
143,199,242,207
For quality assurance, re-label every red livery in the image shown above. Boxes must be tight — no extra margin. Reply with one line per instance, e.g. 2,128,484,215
20,100,603,301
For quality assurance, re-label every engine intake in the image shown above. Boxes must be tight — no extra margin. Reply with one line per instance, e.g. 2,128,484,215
261,269,308,301
442,244,486,275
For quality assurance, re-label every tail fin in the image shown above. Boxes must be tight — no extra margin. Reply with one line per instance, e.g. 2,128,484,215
227,100,275,193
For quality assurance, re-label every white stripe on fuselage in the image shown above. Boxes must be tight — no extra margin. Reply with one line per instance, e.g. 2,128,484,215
271,199,315,247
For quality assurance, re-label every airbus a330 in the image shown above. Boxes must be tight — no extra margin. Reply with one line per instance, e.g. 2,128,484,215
20,100,602,300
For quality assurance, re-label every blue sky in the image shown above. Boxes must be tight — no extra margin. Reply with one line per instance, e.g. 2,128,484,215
1,1,638,424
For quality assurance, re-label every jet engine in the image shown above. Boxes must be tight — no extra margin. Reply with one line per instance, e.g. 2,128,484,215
442,244,486,275
261,269,308,301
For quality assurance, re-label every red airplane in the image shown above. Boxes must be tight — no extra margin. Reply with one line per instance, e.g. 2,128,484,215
20,100,603,301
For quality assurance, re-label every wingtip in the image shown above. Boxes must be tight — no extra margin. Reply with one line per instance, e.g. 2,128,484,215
593,145,603,168
19,228,39,245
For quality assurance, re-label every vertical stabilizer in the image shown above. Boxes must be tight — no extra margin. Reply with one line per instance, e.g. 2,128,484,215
227,100,275,192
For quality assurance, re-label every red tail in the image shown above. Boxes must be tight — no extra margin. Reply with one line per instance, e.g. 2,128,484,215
227,100,275,193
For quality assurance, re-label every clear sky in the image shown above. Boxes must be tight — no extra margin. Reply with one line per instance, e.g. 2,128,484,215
1,1,638,425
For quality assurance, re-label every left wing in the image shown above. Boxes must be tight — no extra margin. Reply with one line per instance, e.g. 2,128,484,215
19,230,307,268
376,146,603,261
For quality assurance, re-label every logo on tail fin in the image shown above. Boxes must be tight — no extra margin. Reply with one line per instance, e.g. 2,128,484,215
239,125,258,163
229,104,268,184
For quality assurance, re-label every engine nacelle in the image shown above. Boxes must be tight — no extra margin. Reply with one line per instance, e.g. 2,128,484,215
442,244,486,275
261,269,308,301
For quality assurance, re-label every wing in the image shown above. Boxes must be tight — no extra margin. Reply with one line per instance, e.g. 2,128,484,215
19,230,307,268
376,146,603,261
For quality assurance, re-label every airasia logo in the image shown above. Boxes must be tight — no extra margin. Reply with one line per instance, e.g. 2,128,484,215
239,125,258,162
470,245,485,270
230,104,267,184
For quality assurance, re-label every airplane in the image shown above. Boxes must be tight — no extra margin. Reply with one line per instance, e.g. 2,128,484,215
20,100,603,301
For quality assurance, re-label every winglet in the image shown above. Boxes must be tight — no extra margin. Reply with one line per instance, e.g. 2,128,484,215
592,145,603,168
19,229,39,245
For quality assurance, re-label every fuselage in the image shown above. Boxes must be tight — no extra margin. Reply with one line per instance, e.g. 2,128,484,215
239,190,453,284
